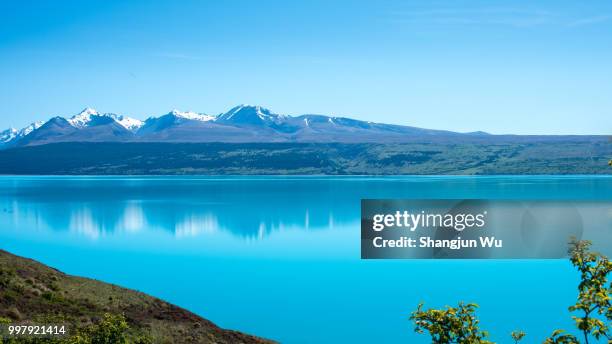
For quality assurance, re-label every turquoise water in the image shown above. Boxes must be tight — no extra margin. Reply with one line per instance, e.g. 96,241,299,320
1,176,611,343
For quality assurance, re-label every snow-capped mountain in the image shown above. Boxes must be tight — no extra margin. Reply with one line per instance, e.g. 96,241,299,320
112,115,143,132
0,121,45,147
68,108,100,128
68,108,143,132
20,121,45,137
136,109,218,138
168,109,215,122
216,104,286,125
0,128,18,144
1,104,488,148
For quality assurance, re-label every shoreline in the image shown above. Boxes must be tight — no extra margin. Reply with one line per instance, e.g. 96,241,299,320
0,249,275,344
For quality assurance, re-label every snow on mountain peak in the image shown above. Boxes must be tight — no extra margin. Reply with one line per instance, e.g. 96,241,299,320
169,109,215,122
66,108,144,131
219,104,287,123
69,107,100,128
106,114,144,131
80,107,98,115
0,128,18,143
1,121,45,144
20,121,45,136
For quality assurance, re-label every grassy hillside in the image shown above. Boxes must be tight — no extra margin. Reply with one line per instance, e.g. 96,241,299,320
0,250,274,344
0,141,610,175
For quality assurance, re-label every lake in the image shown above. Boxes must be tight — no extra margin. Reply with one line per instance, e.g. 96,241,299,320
1,176,611,343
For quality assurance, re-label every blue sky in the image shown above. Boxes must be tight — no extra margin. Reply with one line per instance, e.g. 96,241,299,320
0,0,611,134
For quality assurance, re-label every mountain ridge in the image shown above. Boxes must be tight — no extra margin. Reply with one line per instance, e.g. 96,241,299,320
0,104,606,149
1,104,490,148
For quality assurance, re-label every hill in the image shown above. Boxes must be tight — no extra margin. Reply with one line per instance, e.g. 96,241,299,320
0,141,609,175
0,249,274,343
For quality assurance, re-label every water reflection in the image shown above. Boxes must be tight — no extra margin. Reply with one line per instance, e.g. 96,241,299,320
1,176,610,240
0,178,357,239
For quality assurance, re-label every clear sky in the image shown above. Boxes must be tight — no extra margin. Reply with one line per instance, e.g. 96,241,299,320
0,0,611,134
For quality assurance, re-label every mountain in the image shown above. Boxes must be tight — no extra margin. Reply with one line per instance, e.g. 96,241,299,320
68,107,144,131
16,117,77,146
0,120,44,149
0,128,17,145
167,109,216,122
216,104,287,125
0,104,605,149
10,108,143,146
16,116,131,147
138,110,215,133
212,105,461,142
